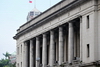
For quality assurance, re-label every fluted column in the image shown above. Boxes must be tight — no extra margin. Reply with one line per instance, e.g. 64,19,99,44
68,23,74,63
49,30,55,66
36,37,40,67
24,42,28,67
59,27,64,65
30,40,34,67
42,33,47,67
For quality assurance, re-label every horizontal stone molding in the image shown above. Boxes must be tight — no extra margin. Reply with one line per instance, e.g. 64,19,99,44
13,0,88,40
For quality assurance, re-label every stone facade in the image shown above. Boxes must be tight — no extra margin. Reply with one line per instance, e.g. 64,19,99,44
13,0,100,67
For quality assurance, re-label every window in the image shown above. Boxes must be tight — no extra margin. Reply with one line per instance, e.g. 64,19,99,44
21,45,22,53
35,12,40,16
30,12,34,16
17,63,19,67
17,47,19,55
87,15,89,29
87,44,90,57
21,62,22,67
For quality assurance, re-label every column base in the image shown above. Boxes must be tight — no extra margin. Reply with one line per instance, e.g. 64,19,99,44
52,60,100,67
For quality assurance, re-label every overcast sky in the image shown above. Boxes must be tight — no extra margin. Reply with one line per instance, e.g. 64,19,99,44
0,0,61,59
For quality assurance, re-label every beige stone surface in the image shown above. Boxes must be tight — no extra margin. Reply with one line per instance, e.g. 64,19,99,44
14,0,100,67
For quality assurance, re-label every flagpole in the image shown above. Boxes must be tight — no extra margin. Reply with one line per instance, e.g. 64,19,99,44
34,0,36,8
50,0,51,7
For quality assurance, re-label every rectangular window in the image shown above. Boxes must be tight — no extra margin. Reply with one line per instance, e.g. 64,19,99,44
30,12,34,16
17,47,19,55
87,15,89,29
21,45,22,53
18,63,19,67
87,44,90,57
21,62,22,67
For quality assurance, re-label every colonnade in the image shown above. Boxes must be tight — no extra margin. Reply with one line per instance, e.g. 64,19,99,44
22,19,80,67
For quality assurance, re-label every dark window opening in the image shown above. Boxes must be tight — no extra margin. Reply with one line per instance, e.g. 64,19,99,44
87,15,89,29
21,62,22,67
17,47,19,55
21,45,22,53
87,44,90,57
47,45,49,64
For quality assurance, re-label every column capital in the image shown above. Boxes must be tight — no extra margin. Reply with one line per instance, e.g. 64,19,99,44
30,39,33,43
50,30,54,35
36,36,39,41
69,23,73,28
79,16,82,23
24,42,27,46
43,33,47,37
59,26,63,32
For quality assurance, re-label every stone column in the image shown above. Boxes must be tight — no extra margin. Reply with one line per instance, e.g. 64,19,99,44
42,33,47,67
80,17,82,61
36,37,40,67
24,42,28,67
30,40,34,67
49,30,55,66
68,23,74,63
22,43,25,67
59,27,64,65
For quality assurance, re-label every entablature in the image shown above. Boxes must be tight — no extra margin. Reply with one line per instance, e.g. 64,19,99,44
14,0,90,40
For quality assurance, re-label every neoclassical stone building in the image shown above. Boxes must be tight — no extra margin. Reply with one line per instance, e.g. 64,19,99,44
13,0,100,67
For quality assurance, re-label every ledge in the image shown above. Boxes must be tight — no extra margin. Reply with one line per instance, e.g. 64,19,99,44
13,0,87,39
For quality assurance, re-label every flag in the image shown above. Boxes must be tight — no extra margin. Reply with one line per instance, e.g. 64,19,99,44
29,1,32,3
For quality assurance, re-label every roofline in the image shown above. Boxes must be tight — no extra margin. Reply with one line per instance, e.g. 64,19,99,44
19,0,65,29
14,0,87,39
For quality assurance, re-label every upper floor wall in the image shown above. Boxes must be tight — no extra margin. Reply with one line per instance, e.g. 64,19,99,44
15,0,99,45
15,0,100,64
17,0,75,33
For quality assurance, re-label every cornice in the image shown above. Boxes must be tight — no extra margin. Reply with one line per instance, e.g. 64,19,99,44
13,0,87,39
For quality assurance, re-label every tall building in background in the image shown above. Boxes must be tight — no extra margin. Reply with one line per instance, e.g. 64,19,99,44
27,8,41,21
